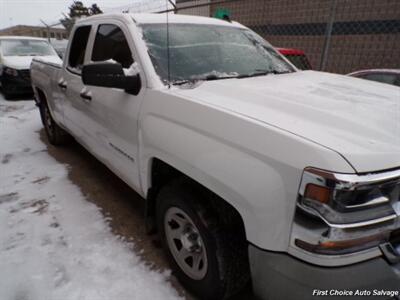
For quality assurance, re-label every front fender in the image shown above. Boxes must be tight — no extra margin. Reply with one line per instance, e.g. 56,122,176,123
139,90,353,251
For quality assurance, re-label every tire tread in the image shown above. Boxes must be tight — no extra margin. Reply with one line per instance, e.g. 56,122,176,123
157,178,250,300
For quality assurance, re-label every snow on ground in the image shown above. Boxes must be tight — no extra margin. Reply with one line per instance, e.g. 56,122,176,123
0,96,181,300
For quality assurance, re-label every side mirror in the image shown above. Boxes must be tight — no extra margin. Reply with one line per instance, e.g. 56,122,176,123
82,62,141,95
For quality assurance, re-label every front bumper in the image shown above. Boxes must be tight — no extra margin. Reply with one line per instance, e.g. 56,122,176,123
2,70,33,94
249,245,400,300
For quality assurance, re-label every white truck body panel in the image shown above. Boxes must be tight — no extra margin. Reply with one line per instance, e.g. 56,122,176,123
30,12,400,254
173,70,400,173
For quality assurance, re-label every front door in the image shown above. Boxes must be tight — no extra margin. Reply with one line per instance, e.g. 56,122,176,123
77,22,144,191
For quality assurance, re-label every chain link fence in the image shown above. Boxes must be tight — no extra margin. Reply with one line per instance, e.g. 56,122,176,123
107,0,173,14
171,0,400,74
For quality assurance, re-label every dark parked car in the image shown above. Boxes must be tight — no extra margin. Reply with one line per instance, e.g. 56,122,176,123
0,36,60,99
348,69,400,87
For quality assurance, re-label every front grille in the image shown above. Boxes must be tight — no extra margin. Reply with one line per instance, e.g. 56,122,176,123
19,69,31,80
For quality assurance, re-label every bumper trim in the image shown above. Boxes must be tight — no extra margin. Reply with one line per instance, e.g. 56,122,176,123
2,72,32,94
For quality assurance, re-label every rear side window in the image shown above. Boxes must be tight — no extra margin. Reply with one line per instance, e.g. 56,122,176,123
91,24,133,68
68,26,91,70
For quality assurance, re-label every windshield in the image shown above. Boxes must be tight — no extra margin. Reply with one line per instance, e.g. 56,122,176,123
140,23,295,85
1,39,57,57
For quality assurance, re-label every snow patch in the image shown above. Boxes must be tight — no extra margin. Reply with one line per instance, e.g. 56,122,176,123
123,62,141,76
0,96,181,300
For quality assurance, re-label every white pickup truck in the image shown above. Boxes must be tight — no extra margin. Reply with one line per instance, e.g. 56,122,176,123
31,13,400,300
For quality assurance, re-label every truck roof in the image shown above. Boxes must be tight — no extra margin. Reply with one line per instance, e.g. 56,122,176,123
78,13,245,28
0,36,48,41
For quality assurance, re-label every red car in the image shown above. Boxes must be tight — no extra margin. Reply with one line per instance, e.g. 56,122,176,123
277,48,312,70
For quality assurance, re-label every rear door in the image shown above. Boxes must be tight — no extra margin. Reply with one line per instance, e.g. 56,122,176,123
77,21,144,191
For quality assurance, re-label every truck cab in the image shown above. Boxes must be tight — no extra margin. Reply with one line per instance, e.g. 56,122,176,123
31,13,400,300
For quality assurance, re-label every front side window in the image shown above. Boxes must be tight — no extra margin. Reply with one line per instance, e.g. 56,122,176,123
140,23,295,84
68,25,91,70
0,39,56,57
91,24,133,68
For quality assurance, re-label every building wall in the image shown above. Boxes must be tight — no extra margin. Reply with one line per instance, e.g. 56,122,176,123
0,25,68,40
176,0,210,17
203,0,400,73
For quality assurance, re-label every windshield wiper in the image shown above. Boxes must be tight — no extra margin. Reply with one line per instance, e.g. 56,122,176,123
274,70,293,74
191,73,238,81
172,79,197,86
172,73,238,86
172,69,292,86
237,70,272,79
237,69,292,79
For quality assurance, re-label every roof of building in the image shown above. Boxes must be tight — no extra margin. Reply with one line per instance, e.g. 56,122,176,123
0,25,66,32
0,35,48,41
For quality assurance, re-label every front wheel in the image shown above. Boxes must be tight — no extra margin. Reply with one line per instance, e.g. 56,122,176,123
1,82,14,100
156,179,250,300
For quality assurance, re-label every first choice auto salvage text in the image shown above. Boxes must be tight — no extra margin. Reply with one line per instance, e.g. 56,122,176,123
313,289,399,297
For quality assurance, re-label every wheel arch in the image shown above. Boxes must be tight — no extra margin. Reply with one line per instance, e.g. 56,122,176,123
145,156,248,243
34,86,47,105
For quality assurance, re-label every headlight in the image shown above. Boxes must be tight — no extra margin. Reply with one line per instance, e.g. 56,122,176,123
298,168,399,227
291,167,400,258
4,67,19,77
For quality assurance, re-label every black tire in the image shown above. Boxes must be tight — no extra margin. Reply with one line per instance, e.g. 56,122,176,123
40,100,70,146
3,91,14,100
1,82,14,100
156,179,250,300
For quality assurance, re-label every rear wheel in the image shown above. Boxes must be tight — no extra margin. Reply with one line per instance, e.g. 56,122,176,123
40,100,70,146
156,179,250,300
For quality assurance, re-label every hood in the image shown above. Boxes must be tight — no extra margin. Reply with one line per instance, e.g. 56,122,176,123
2,55,60,70
173,71,400,173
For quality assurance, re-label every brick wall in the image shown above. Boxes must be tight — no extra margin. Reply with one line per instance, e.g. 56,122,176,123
204,0,400,73
176,0,211,16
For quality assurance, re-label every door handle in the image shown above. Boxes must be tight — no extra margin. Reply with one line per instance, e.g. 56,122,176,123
58,80,67,90
80,91,92,101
